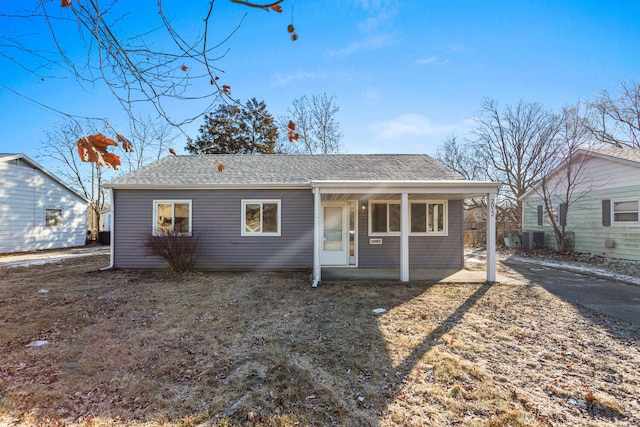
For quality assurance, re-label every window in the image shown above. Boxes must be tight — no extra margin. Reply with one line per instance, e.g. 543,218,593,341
537,203,567,227
410,201,447,235
153,200,192,235
369,201,400,235
544,204,558,226
45,209,62,227
612,198,639,225
242,200,281,236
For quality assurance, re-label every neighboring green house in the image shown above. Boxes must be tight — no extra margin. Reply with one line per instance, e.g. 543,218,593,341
521,148,640,260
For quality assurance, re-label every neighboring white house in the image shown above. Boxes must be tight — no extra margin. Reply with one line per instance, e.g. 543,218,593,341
0,153,88,254
521,148,640,261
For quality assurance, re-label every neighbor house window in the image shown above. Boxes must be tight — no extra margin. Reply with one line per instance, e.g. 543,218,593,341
153,200,192,235
242,200,281,236
544,204,558,226
410,201,447,235
612,198,639,225
45,209,62,227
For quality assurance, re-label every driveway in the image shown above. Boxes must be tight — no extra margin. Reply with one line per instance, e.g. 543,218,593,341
499,257,640,327
0,246,109,268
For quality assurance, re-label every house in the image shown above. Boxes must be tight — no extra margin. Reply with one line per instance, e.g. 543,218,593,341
521,148,640,260
103,154,499,282
0,153,88,254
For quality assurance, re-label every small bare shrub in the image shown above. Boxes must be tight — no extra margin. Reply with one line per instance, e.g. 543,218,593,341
143,232,199,273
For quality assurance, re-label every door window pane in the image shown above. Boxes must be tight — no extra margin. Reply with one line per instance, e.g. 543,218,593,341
323,206,343,251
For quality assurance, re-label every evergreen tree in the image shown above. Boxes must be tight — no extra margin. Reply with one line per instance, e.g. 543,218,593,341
186,99,278,154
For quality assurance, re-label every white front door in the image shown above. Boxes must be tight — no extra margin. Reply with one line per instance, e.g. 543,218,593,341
320,202,349,266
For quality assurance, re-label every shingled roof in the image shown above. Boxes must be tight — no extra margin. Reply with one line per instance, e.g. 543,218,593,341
588,148,640,165
105,154,464,188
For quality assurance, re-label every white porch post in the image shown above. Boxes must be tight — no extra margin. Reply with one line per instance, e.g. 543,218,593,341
400,192,409,281
486,191,497,282
312,187,321,285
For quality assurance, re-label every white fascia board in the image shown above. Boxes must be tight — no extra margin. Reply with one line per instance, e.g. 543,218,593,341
312,180,499,195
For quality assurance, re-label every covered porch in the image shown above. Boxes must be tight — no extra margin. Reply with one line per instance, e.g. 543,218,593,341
311,180,499,285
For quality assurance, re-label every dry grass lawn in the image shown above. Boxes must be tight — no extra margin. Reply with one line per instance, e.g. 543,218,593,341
0,254,639,426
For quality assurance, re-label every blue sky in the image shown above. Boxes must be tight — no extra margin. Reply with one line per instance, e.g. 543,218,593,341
1,0,639,167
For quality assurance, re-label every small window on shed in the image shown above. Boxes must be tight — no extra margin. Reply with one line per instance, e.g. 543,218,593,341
45,209,62,227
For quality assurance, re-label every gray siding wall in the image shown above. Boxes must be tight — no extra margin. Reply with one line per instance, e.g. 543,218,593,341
357,199,464,269
113,189,314,269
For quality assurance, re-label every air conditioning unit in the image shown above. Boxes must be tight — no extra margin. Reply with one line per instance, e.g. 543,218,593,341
522,231,544,250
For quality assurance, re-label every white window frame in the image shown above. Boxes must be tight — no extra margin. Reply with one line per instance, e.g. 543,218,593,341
241,199,281,236
45,208,62,228
368,200,401,236
611,197,639,226
409,201,448,236
152,200,192,236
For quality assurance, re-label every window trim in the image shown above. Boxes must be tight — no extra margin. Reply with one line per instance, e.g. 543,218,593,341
611,197,639,226
241,199,282,236
409,200,448,236
45,208,62,228
368,200,401,236
152,200,193,236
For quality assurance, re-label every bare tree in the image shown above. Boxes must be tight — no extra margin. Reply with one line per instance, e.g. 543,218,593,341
435,136,489,217
39,121,115,239
435,136,485,181
121,116,178,174
1,1,291,133
534,106,594,253
473,98,563,228
280,94,343,154
585,80,640,148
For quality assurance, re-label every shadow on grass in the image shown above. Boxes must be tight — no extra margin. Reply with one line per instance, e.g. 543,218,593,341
8,262,617,426
391,282,493,376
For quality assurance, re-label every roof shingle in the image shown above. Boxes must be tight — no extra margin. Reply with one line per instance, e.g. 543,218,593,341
589,148,640,164
105,154,463,187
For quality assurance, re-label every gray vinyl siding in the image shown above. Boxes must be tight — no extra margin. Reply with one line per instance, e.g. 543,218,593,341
357,199,464,269
410,199,464,268
113,189,314,269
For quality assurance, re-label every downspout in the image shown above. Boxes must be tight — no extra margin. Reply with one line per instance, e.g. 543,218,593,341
100,188,115,271
312,186,321,287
